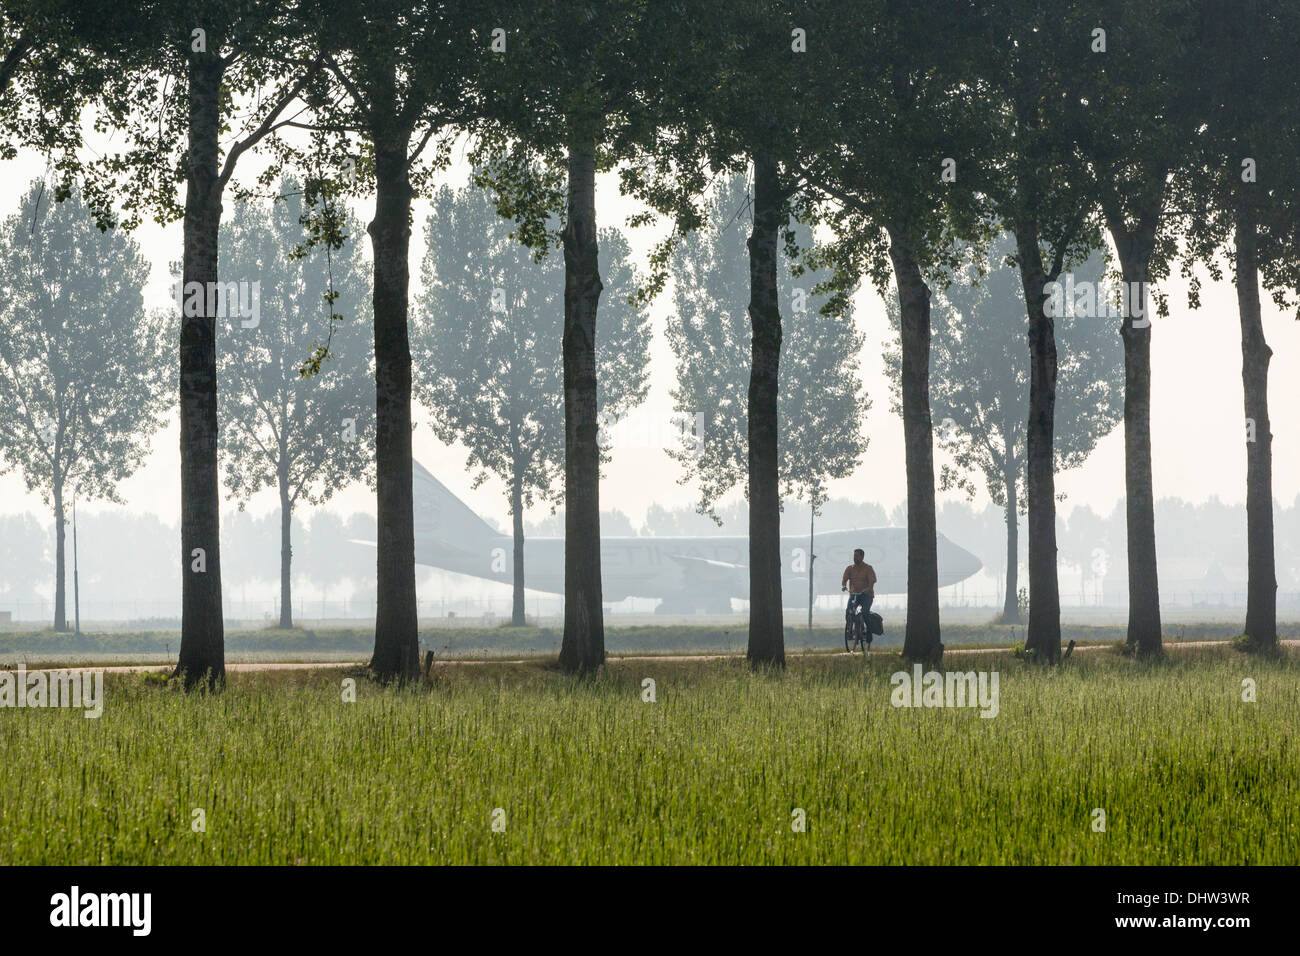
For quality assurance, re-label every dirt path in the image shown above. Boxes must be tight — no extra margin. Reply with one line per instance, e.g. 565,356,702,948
10,637,1295,675
7,661,361,676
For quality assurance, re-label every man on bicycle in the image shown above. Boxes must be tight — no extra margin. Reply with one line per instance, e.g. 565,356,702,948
841,548,877,626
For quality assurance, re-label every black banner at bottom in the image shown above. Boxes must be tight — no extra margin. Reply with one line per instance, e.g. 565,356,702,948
0,865,1279,943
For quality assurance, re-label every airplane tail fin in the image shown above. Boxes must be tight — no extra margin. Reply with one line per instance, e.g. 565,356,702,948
413,460,504,546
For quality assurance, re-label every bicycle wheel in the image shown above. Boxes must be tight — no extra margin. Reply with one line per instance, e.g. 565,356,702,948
852,615,867,655
844,617,854,653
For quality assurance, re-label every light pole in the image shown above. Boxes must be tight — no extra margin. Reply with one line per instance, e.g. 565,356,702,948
72,482,81,637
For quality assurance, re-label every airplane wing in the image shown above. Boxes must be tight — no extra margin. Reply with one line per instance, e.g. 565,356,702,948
664,552,747,584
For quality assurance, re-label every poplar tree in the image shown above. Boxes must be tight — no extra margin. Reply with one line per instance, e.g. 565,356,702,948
793,0,996,663
0,184,170,631
473,0,667,671
78,1,324,687
885,237,1123,624
1067,0,1210,655
217,181,374,630
1176,0,1300,651
412,181,650,626
293,0,506,680
667,172,868,627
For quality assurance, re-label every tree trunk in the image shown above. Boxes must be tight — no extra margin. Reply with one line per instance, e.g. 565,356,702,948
1001,452,1020,624
511,469,526,627
746,150,785,668
886,223,941,663
175,53,225,690
53,479,66,632
1014,224,1061,660
557,139,606,674
278,469,293,630
1235,202,1276,648
0,31,35,96
367,127,419,683
1111,227,1163,655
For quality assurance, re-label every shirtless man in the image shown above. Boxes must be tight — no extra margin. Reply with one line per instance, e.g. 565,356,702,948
841,548,877,625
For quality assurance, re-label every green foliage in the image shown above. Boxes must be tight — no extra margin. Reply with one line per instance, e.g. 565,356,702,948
1231,633,1280,656
975,0,1108,288
1065,0,1211,302
0,182,171,508
469,149,566,260
884,234,1122,510
411,180,651,516
0,0,138,177
74,2,323,234
667,173,868,517
217,177,375,510
289,172,351,376
1174,0,1300,317
470,0,661,257
619,0,828,304
796,0,998,300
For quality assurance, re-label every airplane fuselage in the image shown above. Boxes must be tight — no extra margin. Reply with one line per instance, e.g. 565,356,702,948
408,460,983,611
419,527,980,604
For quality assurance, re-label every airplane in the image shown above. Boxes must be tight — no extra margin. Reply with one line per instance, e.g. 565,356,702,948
412,459,983,614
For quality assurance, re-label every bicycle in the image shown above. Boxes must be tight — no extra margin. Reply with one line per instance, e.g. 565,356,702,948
844,593,871,655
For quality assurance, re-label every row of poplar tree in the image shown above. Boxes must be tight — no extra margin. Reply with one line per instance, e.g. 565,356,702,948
1,0,1296,684
0,172,862,634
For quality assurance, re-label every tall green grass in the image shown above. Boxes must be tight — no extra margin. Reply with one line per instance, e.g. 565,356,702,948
0,647,1295,864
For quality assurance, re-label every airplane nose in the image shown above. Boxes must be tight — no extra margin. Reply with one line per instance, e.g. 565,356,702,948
935,535,982,588
941,537,983,582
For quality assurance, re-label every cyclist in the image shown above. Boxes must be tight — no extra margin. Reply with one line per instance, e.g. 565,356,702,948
841,548,877,631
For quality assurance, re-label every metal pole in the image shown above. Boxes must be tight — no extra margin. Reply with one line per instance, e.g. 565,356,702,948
72,486,81,636
807,506,815,634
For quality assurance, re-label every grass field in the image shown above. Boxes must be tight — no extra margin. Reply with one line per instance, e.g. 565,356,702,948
0,644,1295,864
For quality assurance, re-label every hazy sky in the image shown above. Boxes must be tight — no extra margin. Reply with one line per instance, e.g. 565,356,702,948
2,141,1298,535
